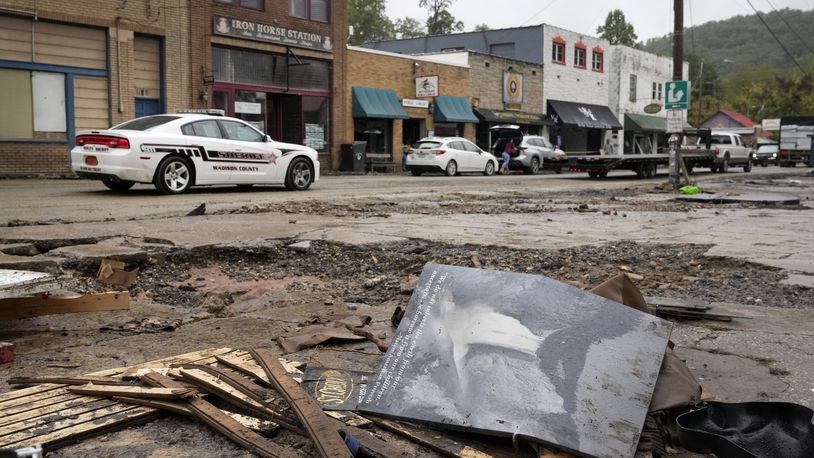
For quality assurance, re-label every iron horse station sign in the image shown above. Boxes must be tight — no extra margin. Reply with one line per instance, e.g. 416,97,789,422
213,16,334,53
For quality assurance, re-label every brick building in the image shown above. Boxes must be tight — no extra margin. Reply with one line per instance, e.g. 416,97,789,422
0,0,347,175
345,47,475,169
0,0,191,176
416,51,546,151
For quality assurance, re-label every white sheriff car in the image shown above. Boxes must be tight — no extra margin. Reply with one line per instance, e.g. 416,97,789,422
71,112,319,194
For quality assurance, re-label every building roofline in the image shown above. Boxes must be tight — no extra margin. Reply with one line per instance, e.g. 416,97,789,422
347,45,470,68
363,23,545,46
415,50,544,68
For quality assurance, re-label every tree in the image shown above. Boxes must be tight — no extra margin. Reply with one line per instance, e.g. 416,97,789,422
473,23,490,32
419,0,464,35
395,17,426,38
596,9,637,46
349,0,395,45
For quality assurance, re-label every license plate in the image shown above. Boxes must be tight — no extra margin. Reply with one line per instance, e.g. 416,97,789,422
83,145,108,153
85,156,98,166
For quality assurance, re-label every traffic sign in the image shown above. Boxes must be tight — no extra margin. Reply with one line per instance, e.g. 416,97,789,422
666,109,684,133
665,80,690,110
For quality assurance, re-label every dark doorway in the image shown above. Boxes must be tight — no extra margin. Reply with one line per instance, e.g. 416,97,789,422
135,98,160,118
403,118,423,146
587,129,603,152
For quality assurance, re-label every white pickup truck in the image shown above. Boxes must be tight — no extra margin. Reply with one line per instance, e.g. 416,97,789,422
694,132,753,173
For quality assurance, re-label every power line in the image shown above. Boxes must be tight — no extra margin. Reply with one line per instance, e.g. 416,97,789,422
745,0,808,76
763,0,813,55
521,0,559,26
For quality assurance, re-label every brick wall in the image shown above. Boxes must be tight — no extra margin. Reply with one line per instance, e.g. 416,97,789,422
189,0,347,170
0,0,191,175
467,52,544,113
346,48,473,164
0,143,70,176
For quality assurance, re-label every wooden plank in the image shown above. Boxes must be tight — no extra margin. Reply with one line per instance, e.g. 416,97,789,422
142,372,298,458
67,384,195,400
175,366,303,435
217,353,273,386
0,270,56,299
0,393,83,419
0,396,106,429
0,398,117,438
251,348,351,458
0,386,70,408
7,376,126,386
367,416,518,458
0,403,137,444
0,292,130,320
3,406,161,452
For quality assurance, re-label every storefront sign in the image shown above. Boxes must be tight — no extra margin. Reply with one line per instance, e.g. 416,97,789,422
416,76,439,98
643,103,662,114
235,101,262,114
666,109,684,134
503,71,524,107
761,118,780,130
402,98,430,109
213,16,333,53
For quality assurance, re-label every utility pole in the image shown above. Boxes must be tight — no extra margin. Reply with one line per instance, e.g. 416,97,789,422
669,0,689,189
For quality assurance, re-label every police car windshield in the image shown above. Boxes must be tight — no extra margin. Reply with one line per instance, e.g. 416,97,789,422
114,116,180,131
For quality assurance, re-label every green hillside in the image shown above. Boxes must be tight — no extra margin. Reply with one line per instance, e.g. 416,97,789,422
642,8,814,76
642,8,814,121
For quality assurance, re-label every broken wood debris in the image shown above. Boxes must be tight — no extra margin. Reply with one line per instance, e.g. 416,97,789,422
251,348,352,458
0,291,130,321
8,375,127,386
0,269,60,300
142,371,298,458
97,259,139,287
646,296,751,321
67,384,196,400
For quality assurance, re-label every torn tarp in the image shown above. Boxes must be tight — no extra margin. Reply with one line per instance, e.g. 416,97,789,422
358,263,672,458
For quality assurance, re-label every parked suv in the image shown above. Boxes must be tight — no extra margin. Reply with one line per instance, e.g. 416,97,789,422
490,125,566,174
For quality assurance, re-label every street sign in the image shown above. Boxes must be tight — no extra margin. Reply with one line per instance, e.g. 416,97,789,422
665,80,690,110
666,109,684,133
762,118,781,131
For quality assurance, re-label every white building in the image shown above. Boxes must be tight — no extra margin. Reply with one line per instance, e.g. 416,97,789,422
608,45,690,155
541,25,621,154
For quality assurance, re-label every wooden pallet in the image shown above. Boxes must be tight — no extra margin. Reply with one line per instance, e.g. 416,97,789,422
0,347,237,452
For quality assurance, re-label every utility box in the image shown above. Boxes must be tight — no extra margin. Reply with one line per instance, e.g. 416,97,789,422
340,141,367,172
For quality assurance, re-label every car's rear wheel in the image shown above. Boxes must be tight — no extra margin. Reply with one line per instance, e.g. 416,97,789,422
445,160,458,176
645,163,656,178
743,157,752,172
102,179,135,192
525,157,540,175
285,157,314,191
483,161,495,176
154,156,193,195
720,156,730,173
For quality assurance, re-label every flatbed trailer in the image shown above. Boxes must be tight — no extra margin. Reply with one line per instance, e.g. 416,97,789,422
567,150,716,178
567,128,716,178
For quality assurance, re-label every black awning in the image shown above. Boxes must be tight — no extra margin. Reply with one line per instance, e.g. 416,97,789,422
547,100,623,130
474,108,554,126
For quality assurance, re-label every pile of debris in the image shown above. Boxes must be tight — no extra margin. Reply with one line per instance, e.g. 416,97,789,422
1,264,812,458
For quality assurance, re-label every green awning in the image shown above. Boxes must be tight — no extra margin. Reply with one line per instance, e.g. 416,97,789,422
625,113,667,132
625,113,694,132
434,96,479,123
352,87,408,119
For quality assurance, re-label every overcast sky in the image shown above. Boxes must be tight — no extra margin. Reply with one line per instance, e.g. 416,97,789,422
384,0,813,41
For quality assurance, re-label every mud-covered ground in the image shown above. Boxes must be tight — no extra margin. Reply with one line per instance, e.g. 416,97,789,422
1,170,813,457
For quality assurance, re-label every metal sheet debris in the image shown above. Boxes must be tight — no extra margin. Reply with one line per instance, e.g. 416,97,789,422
359,263,672,458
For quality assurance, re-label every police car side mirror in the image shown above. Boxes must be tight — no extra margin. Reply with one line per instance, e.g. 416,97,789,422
263,134,271,143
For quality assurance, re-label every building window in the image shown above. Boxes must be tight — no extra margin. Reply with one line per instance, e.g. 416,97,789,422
591,47,603,72
629,74,637,102
552,37,565,64
290,0,329,22
215,0,264,10
574,43,586,68
355,119,392,155
0,69,66,140
651,82,663,101
303,96,329,152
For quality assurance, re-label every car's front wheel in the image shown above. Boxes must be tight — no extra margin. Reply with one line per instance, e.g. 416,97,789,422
285,157,314,191
444,160,458,176
743,158,752,172
483,161,496,176
102,179,135,192
154,156,193,194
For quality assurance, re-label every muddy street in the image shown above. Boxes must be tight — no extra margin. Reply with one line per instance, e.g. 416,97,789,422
1,167,813,457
